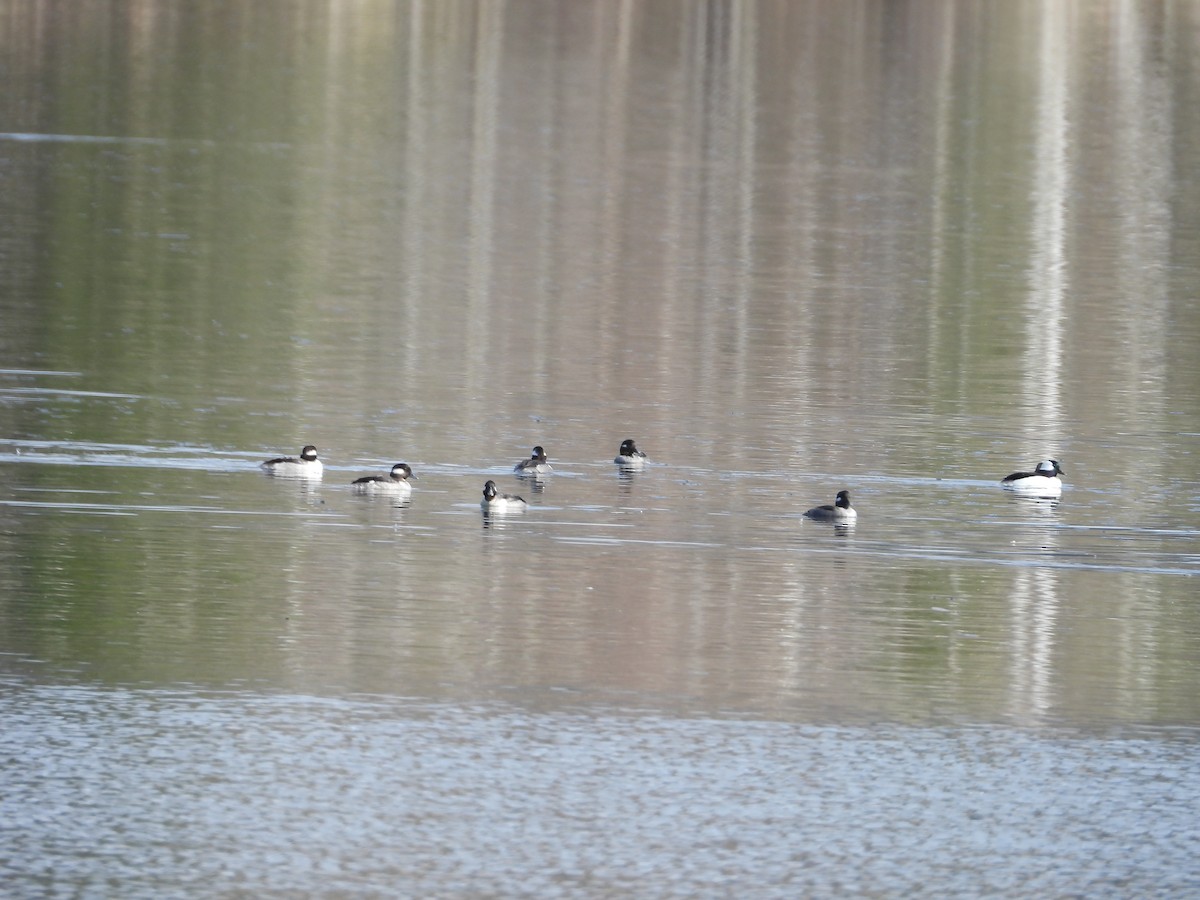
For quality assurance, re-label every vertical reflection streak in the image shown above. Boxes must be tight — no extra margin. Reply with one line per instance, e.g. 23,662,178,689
660,9,690,364
1010,3,1073,724
599,0,632,308
1008,550,1060,724
1112,0,1170,460
465,2,504,402
1025,2,1069,440
1110,0,1173,712
925,4,957,388
731,0,757,428
697,1,731,441
401,1,430,380
780,11,821,449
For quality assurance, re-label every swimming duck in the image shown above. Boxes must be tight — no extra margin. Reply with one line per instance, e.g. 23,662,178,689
803,490,857,524
481,479,527,512
261,445,322,477
514,446,552,476
614,438,647,467
351,463,413,493
1001,459,1064,497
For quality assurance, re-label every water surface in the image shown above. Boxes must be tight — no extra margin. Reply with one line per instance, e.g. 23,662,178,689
2,1,1199,895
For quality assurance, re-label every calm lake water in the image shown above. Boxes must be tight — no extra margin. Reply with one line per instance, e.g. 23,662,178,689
2,1,1199,896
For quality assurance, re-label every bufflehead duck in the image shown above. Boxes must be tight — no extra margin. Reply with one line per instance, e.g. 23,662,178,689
614,438,647,466
481,480,527,512
804,490,857,524
261,445,323,477
1001,459,1064,497
514,445,552,476
351,463,413,493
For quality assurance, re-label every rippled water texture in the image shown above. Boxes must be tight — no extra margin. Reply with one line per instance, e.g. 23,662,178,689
2,1,1199,896
4,686,1200,898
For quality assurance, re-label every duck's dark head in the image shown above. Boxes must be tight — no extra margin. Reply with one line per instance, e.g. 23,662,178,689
619,439,643,457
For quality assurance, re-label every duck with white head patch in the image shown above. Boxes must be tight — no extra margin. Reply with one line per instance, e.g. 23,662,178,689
481,480,527,512
613,439,647,467
351,463,414,494
1001,459,1064,498
261,445,323,478
804,490,857,524
514,446,552,476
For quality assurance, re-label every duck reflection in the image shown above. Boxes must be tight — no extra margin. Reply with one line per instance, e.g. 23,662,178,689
481,508,525,530
516,472,549,495
616,466,640,491
1004,494,1061,520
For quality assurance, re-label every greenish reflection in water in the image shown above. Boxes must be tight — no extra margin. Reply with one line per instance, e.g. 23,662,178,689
1,1,1198,730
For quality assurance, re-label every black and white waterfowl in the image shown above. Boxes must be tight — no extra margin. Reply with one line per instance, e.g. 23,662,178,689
803,490,857,524
261,445,322,477
351,463,413,493
481,480,527,512
1001,459,1064,498
514,446,552,476
613,439,647,467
